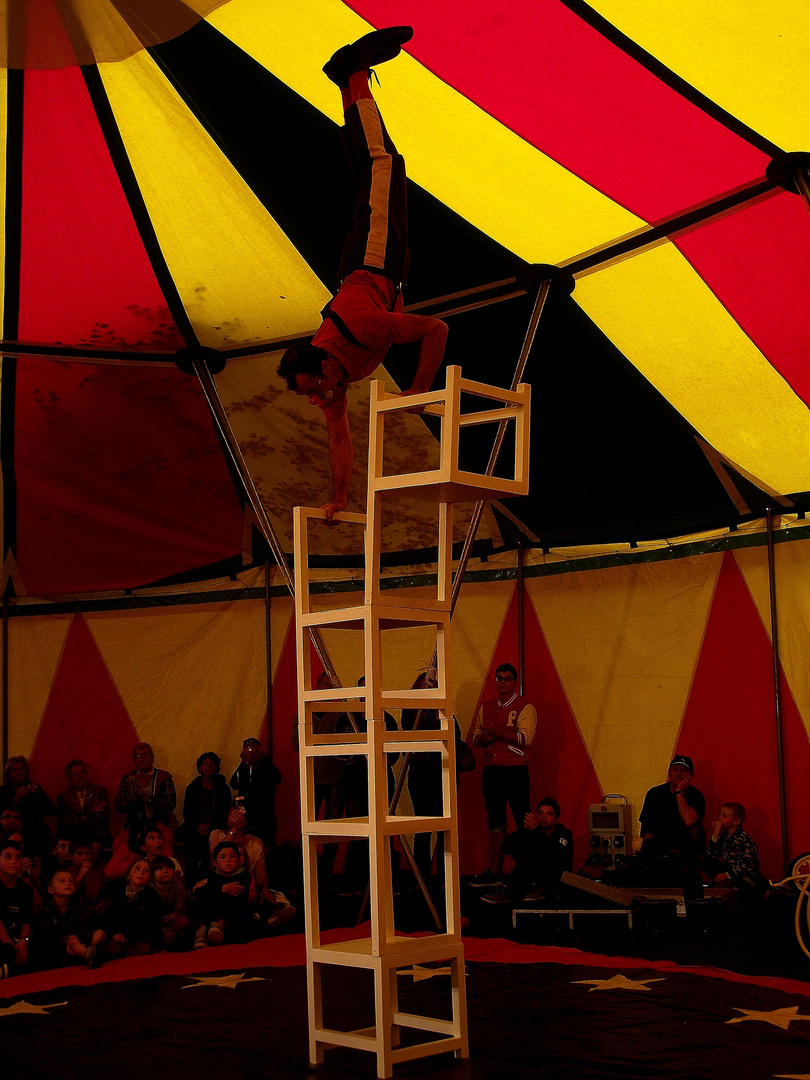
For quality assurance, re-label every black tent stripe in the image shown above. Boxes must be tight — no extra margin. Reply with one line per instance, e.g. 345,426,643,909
561,0,784,158
79,64,199,351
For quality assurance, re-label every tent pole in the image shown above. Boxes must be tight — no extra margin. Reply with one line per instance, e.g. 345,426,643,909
450,279,550,614
194,357,440,920
517,543,525,696
795,167,810,218
766,508,789,876
264,559,274,765
190,356,338,681
2,597,8,766
386,281,550,822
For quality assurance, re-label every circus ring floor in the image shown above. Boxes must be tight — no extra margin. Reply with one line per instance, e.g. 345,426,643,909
3,887,809,1080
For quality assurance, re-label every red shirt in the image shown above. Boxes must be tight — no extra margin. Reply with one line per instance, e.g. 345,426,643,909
311,270,407,422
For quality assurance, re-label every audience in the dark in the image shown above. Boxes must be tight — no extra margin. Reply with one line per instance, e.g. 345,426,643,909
181,751,232,886
56,759,112,859
103,857,163,957
229,738,282,864
115,743,177,851
0,756,56,858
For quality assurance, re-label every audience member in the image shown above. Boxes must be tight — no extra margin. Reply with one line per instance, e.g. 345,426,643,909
639,754,705,894
470,663,537,889
36,868,105,968
5,830,43,903
40,833,74,890
481,797,573,906
115,743,177,851
139,825,183,878
208,803,294,930
704,802,769,901
0,756,55,857
103,858,163,957
192,840,254,948
181,752,232,886
56,759,112,858
0,839,34,974
229,737,282,856
70,840,103,906
151,855,190,950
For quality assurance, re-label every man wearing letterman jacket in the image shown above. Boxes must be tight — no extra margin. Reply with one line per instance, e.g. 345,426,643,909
469,663,537,888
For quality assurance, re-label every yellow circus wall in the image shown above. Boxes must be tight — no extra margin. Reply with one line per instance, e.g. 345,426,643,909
6,533,810,880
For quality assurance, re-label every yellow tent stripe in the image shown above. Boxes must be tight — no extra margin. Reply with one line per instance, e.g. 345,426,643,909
98,50,330,348
8,615,73,760
210,0,644,264
574,243,810,495
527,556,720,817
588,0,810,152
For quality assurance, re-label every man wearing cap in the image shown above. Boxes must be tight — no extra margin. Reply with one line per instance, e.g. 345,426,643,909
639,755,705,865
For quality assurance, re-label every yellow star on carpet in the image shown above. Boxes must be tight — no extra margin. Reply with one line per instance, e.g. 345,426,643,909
572,974,665,992
398,965,453,982
727,1006,810,1030
0,1000,68,1017
182,973,266,989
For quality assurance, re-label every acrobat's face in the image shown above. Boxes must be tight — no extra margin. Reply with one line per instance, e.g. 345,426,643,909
292,356,345,406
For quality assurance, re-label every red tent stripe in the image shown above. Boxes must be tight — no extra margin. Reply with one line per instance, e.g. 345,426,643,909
17,66,183,351
348,0,769,222
675,192,810,407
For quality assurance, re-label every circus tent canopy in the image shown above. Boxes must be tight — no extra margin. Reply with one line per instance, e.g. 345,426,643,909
1,0,809,598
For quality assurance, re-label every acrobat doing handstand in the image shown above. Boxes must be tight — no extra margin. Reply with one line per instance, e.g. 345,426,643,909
277,27,448,521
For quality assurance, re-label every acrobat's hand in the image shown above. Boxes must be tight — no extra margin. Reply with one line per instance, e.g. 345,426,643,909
320,499,346,525
397,387,428,414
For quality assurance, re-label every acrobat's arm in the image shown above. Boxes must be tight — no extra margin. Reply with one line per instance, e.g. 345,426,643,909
396,314,448,398
322,412,353,523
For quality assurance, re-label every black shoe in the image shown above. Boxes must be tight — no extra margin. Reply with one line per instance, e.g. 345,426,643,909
323,25,413,86
468,869,503,889
481,885,511,906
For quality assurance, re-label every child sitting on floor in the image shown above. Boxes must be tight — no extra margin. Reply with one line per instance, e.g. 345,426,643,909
36,867,105,969
192,840,254,949
104,858,163,957
150,855,190,950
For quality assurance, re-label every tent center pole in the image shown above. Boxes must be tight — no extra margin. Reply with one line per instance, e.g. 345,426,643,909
766,508,789,876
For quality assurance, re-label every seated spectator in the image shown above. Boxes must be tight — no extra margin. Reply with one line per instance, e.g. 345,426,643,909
115,743,177,851
4,830,43,905
0,756,55,858
36,868,105,969
103,858,162,957
41,833,74,890
181,752,232,887
229,738,281,858
638,754,705,894
192,840,254,948
704,802,769,901
208,804,294,930
481,797,573,906
70,840,103,907
0,839,34,975
56,759,112,859
150,855,190,950
139,826,183,880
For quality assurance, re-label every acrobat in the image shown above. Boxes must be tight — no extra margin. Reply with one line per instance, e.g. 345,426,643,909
277,26,448,521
